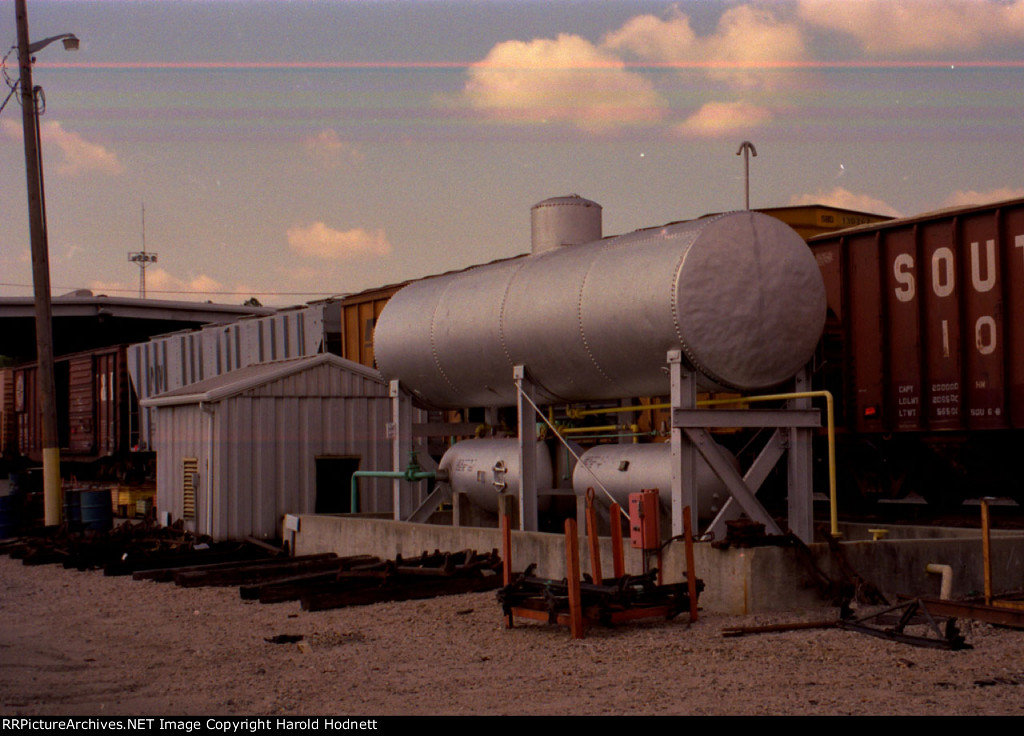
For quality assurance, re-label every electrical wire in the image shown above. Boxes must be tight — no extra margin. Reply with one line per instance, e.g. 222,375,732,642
513,379,628,519
0,282,341,297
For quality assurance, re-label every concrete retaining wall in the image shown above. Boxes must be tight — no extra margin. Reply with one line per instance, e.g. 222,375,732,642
287,515,1024,615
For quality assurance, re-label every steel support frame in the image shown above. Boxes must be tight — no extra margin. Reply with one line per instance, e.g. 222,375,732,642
389,379,413,521
514,365,539,531
668,352,817,543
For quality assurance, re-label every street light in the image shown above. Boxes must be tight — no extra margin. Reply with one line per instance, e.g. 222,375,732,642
28,32,80,54
14,0,79,525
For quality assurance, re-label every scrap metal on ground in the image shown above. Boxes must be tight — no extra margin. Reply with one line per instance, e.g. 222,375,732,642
498,497,703,639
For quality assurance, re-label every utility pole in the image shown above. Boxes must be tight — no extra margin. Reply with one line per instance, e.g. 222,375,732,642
736,140,757,211
15,0,79,525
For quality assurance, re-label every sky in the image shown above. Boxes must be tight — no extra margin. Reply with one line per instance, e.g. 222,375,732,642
1,0,1023,306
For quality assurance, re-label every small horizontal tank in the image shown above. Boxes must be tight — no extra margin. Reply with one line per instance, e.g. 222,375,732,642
572,442,734,521
438,438,554,514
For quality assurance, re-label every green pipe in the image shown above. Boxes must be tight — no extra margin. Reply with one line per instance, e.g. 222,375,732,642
349,451,437,513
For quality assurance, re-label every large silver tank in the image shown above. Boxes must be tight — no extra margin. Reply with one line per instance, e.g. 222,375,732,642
438,438,554,514
374,210,826,408
572,442,734,521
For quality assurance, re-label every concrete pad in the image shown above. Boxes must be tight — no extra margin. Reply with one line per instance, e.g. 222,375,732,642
288,515,1024,615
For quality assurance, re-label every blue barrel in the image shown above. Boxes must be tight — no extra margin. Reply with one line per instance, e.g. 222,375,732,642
8,472,28,496
80,490,113,532
64,489,82,524
0,494,20,539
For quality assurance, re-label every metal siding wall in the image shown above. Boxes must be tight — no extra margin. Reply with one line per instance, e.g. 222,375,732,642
151,360,392,538
1005,206,1024,425
845,234,886,432
883,227,923,431
153,404,207,535
919,220,963,429
220,397,254,540
68,356,95,453
960,212,1005,429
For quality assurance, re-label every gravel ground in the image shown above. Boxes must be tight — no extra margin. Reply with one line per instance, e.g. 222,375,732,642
1,555,1023,716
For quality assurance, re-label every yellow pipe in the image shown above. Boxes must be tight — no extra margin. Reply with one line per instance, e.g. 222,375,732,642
570,390,839,538
559,424,632,435
568,403,671,418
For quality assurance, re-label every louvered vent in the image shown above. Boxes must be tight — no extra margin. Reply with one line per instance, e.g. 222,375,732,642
183,457,198,520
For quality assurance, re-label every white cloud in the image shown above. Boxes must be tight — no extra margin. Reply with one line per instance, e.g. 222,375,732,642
302,129,363,167
943,187,1024,208
789,187,902,217
604,5,807,91
4,119,124,176
286,222,392,260
463,33,665,134
673,101,773,138
89,269,228,299
43,121,124,177
797,0,1024,55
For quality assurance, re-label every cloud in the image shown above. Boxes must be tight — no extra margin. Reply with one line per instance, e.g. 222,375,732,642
43,121,124,177
604,5,807,90
789,187,902,217
5,119,124,176
286,222,392,260
302,129,363,167
463,33,665,134
796,0,1024,55
942,187,1024,208
88,269,229,298
673,101,773,138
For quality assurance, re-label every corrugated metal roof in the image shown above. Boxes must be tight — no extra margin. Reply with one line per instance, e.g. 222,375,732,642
140,353,384,407
0,293,275,321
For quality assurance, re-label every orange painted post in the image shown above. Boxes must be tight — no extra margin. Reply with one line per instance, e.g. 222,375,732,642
981,498,993,606
564,517,585,639
683,505,698,622
500,495,513,628
610,503,625,579
585,488,602,584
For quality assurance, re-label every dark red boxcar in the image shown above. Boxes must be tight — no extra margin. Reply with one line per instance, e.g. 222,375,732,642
809,197,1024,505
10,345,131,466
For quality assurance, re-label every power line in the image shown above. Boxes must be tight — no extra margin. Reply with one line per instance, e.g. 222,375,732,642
0,282,340,297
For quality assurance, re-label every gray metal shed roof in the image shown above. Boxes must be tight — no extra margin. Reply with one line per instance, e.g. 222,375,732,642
139,353,385,407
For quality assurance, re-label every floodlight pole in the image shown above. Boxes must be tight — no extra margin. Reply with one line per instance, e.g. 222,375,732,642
15,0,78,525
129,203,158,298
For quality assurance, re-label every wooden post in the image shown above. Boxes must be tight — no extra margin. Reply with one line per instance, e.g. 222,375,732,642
610,502,625,579
564,518,584,639
585,488,602,584
684,505,698,622
500,494,513,628
982,498,993,607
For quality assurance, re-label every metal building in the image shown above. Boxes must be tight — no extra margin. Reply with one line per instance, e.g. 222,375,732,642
128,300,343,451
140,353,392,540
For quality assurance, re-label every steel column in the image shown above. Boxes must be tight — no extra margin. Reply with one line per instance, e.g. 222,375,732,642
514,365,539,531
787,366,814,542
389,379,412,520
669,350,697,538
